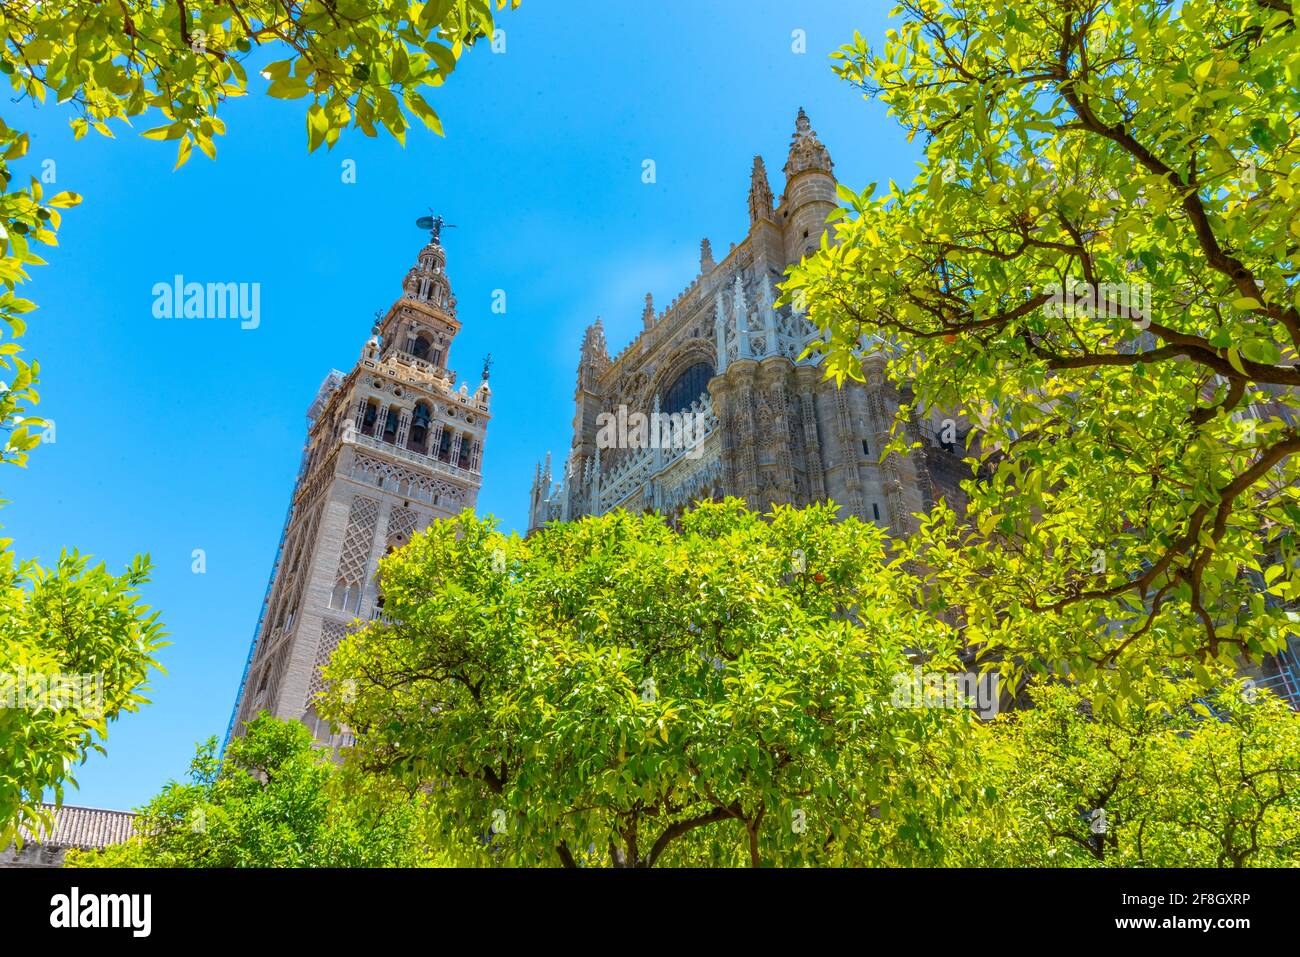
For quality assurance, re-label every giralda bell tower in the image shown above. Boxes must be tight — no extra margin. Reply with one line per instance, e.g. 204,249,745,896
229,217,491,744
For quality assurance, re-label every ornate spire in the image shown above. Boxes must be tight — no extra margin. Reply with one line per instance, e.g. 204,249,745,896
400,239,457,317
373,224,462,376
732,274,749,331
642,293,655,331
582,317,608,358
748,155,774,225
784,107,833,180
578,317,610,390
700,237,715,273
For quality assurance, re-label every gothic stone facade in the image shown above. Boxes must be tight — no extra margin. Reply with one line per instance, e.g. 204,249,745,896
529,109,961,532
231,235,490,744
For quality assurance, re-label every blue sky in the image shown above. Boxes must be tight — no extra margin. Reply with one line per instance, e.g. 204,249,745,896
5,0,920,811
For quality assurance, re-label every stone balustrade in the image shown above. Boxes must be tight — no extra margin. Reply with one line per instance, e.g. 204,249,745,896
346,429,480,479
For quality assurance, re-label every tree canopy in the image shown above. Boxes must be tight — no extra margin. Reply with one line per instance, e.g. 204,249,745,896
0,551,165,848
959,675,1300,866
318,502,985,867
68,714,438,867
785,0,1300,698
302,502,1300,868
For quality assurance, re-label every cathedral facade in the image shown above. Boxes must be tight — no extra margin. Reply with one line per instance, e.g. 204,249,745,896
528,109,963,533
229,229,490,744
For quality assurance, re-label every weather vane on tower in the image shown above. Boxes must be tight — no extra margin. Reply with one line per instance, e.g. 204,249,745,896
415,210,456,245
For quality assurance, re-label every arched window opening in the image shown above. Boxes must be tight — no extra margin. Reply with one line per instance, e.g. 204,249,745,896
660,362,714,415
331,581,363,614
457,434,472,470
409,403,432,453
437,428,453,463
382,407,400,443
412,335,432,360
361,400,379,437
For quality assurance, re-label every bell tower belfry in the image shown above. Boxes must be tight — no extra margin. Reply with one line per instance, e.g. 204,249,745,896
229,217,491,744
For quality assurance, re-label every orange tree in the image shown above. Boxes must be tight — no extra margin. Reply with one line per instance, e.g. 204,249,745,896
786,0,1300,705
318,502,984,867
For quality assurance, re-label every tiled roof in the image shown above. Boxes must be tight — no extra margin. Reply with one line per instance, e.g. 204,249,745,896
19,804,137,850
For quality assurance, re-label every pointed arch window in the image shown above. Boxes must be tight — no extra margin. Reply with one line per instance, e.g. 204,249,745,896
330,580,361,613
661,362,714,415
